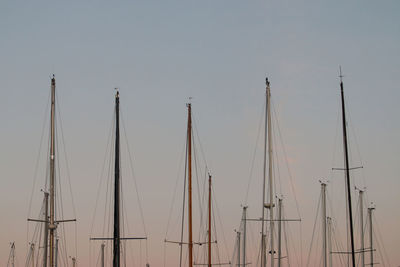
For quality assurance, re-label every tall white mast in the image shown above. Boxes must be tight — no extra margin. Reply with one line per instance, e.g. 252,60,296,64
277,198,282,267
267,78,274,267
242,206,247,267
359,190,365,267
237,231,241,266
321,183,327,267
327,217,332,267
261,77,274,267
368,206,375,267
49,75,57,267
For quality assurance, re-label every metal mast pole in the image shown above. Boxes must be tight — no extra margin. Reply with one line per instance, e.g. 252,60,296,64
242,206,247,267
31,243,35,267
43,192,49,267
321,183,327,267
359,190,365,267
327,217,332,267
261,77,274,267
187,103,193,267
101,243,105,267
113,89,121,267
277,198,282,267
49,75,57,267
208,174,212,267
368,207,374,267
11,242,15,267
266,78,274,267
339,69,356,267
260,79,268,267
237,231,241,267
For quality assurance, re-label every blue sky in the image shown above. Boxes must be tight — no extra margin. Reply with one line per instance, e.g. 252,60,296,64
0,1,399,266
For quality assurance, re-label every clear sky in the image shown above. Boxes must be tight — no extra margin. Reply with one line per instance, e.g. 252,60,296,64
0,0,399,266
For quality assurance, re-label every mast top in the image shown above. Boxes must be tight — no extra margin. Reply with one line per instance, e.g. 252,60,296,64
115,88,119,98
51,74,55,86
266,77,270,86
339,66,344,83
187,97,193,107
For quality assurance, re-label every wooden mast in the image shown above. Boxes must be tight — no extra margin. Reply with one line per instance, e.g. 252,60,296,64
187,103,193,267
113,89,121,267
49,75,57,267
208,173,212,267
339,68,356,267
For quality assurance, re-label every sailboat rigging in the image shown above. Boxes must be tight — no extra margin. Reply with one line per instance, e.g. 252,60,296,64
27,75,76,267
89,89,148,267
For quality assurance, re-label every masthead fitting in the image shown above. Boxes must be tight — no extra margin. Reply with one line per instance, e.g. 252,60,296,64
186,97,192,107
266,77,270,86
339,66,344,83
115,88,119,98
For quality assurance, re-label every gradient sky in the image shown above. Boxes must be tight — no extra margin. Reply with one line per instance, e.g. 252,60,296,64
0,0,399,266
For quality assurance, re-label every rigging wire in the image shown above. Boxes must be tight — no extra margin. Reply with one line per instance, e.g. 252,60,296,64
121,111,149,262
243,99,266,205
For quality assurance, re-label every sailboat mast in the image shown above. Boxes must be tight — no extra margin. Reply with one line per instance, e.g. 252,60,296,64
327,217,332,267
368,207,375,267
339,70,356,267
261,78,273,267
359,190,365,267
277,198,282,267
31,243,35,267
321,183,327,267
49,75,57,267
113,90,121,267
237,231,241,267
266,78,275,267
101,243,105,267
43,192,49,267
187,103,193,267
242,206,247,267
208,174,212,267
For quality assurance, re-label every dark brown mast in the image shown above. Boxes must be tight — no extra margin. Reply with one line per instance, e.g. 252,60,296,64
113,90,121,267
208,174,212,267
339,69,356,267
187,103,193,267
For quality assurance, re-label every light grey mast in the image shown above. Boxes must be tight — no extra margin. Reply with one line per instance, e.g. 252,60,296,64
242,206,247,267
43,192,49,267
327,217,332,267
321,182,327,267
49,75,57,267
237,231,241,266
358,189,365,267
368,206,375,267
32,243,35,267
261,77,274,267
277,198,282,267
